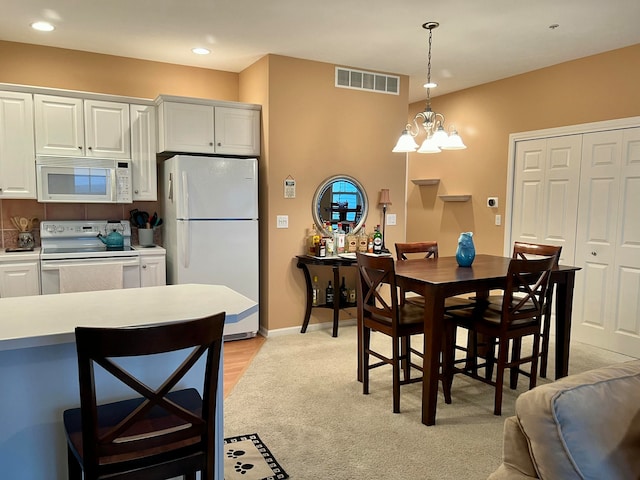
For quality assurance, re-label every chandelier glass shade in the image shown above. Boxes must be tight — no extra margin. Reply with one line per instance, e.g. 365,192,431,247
393,21,466,154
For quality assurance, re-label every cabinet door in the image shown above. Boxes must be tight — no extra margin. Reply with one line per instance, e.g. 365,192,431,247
130,105,157,201
159,102,215,154
214,106,260,156
34,94,84,156
0,92,36,199
0,262,40,297
84,100,131,158
140,255,166,287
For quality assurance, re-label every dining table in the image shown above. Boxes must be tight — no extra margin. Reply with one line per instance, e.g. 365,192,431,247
369,254,580,426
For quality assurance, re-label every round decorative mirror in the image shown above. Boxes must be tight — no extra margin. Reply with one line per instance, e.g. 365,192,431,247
312,175,368,235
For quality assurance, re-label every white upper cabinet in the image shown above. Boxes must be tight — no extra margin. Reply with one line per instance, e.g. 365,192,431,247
159,102,216,154
130,104,157,201
84,100,131,158
214,106,260,156
0,91,37,199
34,94,130,158
157,96,261,156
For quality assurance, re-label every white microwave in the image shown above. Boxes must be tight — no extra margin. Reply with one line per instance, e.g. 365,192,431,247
36,156,132,203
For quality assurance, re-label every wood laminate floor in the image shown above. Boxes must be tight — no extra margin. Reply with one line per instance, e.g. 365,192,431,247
223,334,266,398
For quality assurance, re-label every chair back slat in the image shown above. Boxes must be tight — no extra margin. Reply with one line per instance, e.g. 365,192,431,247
395,241,439,261
513,242,561,265
74,313,225,471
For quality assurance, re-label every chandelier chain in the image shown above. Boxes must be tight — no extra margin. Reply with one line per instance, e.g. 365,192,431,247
426,27,432,102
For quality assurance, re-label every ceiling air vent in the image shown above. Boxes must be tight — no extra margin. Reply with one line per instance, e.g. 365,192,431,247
335,67,399,95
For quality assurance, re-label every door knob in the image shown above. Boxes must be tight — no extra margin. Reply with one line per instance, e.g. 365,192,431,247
591,251,597,256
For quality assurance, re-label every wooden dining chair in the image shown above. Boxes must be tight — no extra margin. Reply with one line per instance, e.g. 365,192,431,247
63,313,225,480
356,252,430,413
394,241,475,311
482,242,562,384
444,255,556,415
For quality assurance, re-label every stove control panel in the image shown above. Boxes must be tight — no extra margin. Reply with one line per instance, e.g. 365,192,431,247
40,220,132,238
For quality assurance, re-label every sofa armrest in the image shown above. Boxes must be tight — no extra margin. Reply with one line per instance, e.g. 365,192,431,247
487,416,538,480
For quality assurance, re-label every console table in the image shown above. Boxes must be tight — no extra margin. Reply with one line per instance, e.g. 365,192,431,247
295,255,357,337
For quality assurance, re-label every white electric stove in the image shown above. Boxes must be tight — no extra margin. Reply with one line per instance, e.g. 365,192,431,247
40,220,141,294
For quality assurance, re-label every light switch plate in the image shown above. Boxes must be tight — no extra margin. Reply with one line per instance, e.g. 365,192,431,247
276,215,288,228
386,214,397,226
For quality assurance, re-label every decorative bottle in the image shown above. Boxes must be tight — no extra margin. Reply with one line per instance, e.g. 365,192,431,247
373,225,383,254
326,280,334,307
339,276,349,307
358,224,368,252
312,275,321,306
455,232,476,267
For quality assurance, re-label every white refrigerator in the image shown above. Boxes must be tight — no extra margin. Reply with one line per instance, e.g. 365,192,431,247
161,155,259,339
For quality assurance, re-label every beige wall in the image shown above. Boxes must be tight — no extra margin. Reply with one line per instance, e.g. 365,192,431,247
0,40,238,100
2,38,639,333
406,43,640,256
256,55,408,331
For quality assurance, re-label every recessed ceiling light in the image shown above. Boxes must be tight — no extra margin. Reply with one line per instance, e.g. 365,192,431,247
192,47,211,55
31,21,55,32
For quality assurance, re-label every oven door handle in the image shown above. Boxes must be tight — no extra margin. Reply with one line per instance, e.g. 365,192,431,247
41,258,140,269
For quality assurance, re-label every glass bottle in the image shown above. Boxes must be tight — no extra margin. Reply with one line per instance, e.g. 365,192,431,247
312,275,321,306
346,223,358,253
335,222,346,254
308,224,319,255
358,224,368,252
373,225,383,254
339,276,348,307
325,223,335,256
326,280,334,307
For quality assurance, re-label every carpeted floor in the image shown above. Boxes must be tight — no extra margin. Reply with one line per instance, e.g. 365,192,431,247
223,325,635,479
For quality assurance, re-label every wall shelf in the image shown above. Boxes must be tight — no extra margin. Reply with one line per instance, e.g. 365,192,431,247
411,178,440,186
438,194,472,202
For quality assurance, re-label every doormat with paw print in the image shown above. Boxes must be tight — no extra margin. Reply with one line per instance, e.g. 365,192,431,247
224,433,289,480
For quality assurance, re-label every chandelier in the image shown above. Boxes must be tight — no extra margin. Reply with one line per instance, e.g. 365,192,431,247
393,21,466,154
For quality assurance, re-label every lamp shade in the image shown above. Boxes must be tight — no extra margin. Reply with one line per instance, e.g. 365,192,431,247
378,189,392,206
441,128,467,150
392,130,419,153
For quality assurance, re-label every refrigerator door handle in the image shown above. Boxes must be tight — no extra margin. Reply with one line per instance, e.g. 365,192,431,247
181,220,191,268
168,173,173,202
181,171,189,220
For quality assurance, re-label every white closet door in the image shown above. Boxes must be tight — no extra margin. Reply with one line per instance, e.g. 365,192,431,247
512,135,581,264
573,127,640,356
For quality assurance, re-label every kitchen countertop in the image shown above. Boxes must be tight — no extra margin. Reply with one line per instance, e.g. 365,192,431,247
0,247,40,261
0,283,257,351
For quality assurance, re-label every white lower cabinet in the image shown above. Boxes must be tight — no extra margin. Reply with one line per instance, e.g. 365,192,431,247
138,248,167,287
0,259,40,298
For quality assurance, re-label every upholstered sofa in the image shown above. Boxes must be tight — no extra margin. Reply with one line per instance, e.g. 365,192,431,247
488,359,640,480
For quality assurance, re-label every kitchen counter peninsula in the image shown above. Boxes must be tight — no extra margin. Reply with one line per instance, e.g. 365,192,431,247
0,284,257,480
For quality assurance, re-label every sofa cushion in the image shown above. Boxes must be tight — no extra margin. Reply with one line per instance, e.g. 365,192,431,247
515,360,640,480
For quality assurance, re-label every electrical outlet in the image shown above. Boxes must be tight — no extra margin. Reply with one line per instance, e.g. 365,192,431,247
276,215,288,228
386,213,397,226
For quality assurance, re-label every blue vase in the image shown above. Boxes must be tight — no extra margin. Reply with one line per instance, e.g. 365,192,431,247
456,232,475,267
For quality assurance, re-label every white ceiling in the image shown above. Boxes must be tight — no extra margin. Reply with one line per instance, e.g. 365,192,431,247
3,0,640,103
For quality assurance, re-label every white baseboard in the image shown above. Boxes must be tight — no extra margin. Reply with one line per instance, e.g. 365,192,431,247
261,318,357,338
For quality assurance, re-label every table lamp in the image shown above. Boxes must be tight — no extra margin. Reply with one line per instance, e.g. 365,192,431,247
378,189,392,252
